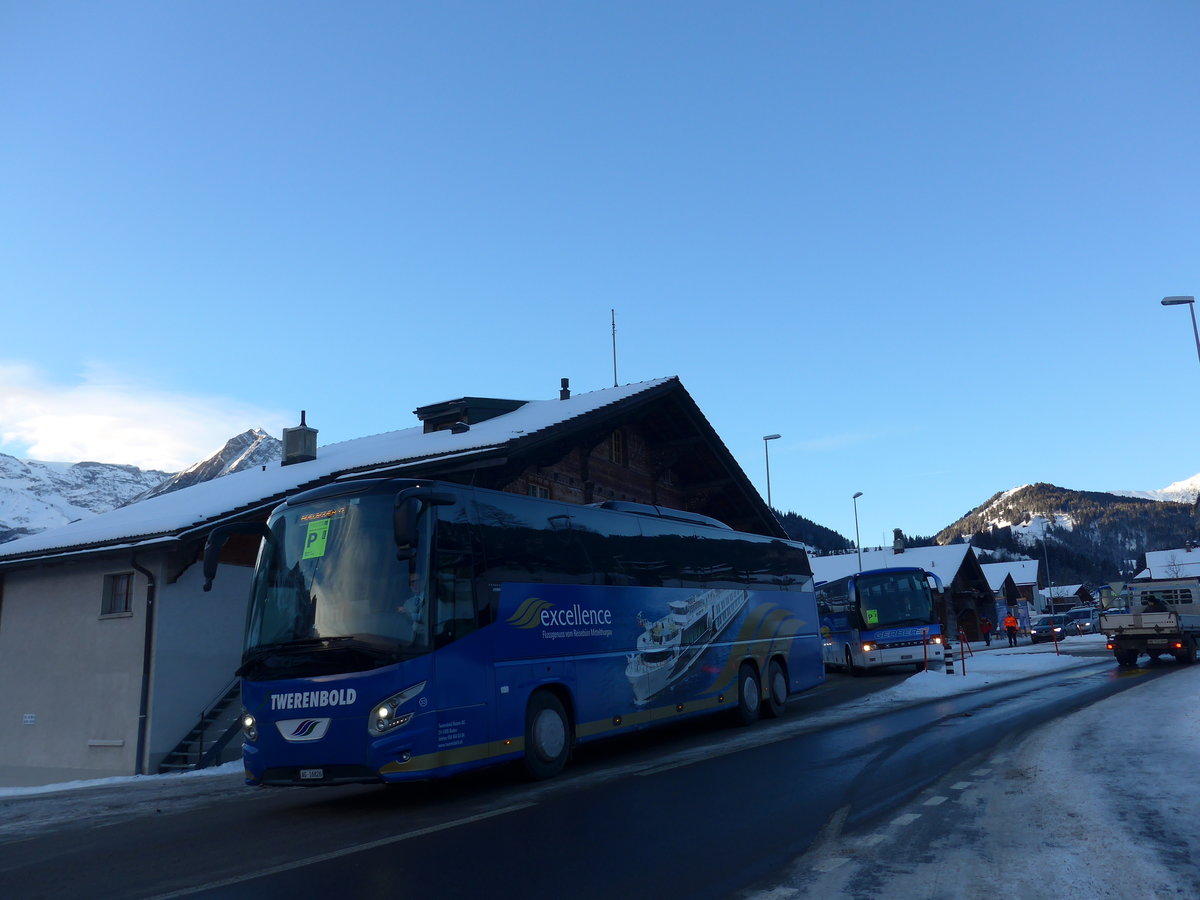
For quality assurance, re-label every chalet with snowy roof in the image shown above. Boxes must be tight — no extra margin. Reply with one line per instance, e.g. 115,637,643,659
980,559,1039,627
808,539,994,641
0,376,781,786
1133,545,1200,581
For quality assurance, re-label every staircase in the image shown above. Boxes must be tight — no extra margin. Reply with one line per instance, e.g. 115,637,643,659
157,679,243,773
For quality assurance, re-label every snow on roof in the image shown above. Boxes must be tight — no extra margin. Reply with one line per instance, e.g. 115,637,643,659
1041,584,1086,598
809,544,973,586
1139,547,1200,580
0,377,675,562
980,559,1039,590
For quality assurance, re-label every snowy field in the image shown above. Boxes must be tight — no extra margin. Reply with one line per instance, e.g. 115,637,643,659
3,635,1195,899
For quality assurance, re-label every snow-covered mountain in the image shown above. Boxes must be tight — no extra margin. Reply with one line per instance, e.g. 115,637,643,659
0,429,282,544
128,429,281,503
1109,473,1200,505
0,457,173,542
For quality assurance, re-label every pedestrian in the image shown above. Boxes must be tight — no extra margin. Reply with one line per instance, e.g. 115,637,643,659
1004,612,1019,646
980,616,993,646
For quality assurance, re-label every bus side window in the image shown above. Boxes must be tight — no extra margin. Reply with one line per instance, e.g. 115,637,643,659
434,556,478,645
434,502,486,643
630,519,701,588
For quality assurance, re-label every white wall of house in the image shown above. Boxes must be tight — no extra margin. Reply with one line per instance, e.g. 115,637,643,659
148,561,252,770
0,552,254,787
0,553,149,785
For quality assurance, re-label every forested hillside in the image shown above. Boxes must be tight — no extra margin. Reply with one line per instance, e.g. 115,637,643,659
937,483,1199,584
776,510,853,553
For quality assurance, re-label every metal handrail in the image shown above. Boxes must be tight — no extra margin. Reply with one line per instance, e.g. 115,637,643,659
191,677,241,769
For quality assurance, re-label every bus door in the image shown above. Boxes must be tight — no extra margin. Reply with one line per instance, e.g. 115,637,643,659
424,496,494,771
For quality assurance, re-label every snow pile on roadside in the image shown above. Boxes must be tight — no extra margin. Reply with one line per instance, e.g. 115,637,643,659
972,662,1200,898
877,636,1108,702
0,760,242,800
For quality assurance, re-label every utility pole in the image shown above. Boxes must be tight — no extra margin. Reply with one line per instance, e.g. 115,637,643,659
611,309,618,387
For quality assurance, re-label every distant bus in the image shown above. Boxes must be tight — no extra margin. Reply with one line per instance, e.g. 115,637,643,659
205,479,826,786
816,567,945,674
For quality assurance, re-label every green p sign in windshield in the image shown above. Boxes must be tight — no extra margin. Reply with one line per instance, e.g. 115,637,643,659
864,608,879,626
302,518,331,559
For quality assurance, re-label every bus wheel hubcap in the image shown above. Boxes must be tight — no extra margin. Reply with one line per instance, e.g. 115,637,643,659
534,709,565,759
744,676,759,710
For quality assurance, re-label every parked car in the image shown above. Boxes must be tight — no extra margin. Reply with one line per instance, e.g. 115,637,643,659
1029,613,1071,643
1064,606,1100,634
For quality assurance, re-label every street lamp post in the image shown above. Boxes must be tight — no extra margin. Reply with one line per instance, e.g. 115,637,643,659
1041,532,1054,614
762,434,781,509
852,491,863,572
1161,296,1200,367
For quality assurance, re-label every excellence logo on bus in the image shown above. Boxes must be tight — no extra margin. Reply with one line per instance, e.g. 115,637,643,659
506,597,615,640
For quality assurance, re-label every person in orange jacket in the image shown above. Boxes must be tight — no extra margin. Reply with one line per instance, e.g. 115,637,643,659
1003,613,1019,646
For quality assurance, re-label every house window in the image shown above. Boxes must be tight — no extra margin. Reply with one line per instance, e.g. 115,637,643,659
527,484,550,499
102,572,133,616
609,430,628,466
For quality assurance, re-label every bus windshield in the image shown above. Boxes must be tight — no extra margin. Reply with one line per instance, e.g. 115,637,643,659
242,493,429,677
855,570,935,628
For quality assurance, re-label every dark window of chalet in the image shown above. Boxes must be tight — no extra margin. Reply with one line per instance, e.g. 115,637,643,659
102,572,133,616
609,430,627,466
527,483,550,499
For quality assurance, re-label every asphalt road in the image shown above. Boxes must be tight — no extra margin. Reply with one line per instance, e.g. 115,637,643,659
0,648,1172,900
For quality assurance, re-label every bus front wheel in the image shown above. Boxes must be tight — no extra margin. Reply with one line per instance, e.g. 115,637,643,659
762,658,788,719
845,647,861,677
735,662,761,726
523,691,571,780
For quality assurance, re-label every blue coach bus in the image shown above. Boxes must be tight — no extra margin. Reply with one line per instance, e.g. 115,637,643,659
816,567,945,674
204,479,825,786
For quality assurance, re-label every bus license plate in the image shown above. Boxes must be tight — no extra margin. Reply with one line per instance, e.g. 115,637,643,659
900,654,912,660
300,768,324,781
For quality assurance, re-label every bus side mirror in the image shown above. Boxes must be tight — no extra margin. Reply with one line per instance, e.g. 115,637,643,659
203,521,271,591
394,488,456,560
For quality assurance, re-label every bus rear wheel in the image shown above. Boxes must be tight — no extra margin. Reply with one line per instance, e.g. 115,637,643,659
762,658,788,719
735,662,761,725
523,691,571,780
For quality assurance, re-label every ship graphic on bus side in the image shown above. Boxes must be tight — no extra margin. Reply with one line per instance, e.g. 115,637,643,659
625,588,749,703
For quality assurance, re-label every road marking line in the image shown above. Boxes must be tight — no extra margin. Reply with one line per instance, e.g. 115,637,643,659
891,813,921,826
924,795,948,806
862,833,886,846
142,801,537,899
950,781,973,791
970,768,992,776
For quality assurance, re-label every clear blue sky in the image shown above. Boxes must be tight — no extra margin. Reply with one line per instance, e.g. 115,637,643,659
2,2,1197,542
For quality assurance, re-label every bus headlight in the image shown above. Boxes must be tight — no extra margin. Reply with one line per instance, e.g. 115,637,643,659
928,635,944,645
241,711,258,742
368,681,427,736
862,642,878,653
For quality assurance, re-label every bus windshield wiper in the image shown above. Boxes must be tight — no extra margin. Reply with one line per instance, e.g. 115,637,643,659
239,636,402,677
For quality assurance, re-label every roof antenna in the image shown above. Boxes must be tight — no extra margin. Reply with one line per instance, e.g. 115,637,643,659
611,308,618,387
